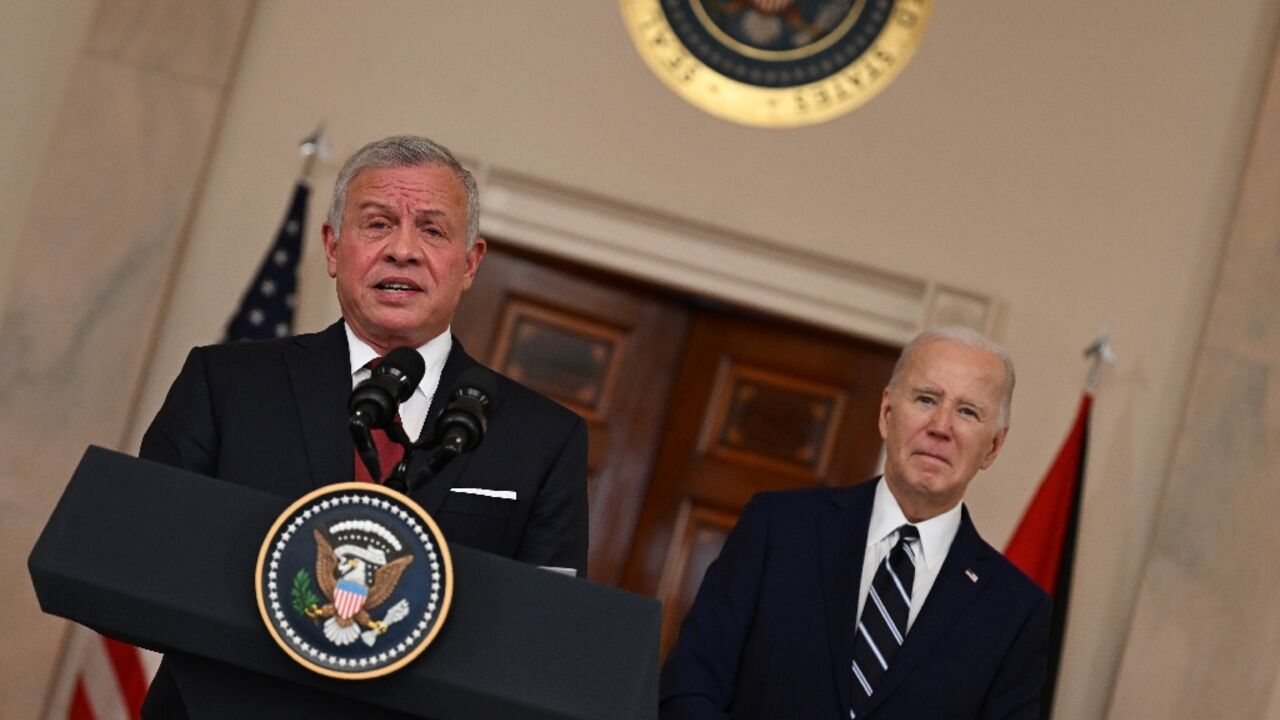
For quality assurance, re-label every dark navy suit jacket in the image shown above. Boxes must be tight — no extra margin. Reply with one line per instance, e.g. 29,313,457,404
660,482,1050,720
138,320,587,718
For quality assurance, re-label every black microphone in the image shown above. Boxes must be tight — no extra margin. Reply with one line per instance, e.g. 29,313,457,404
393,367,499,493
349,346,426,430
434,367,499,455
349,347,425,482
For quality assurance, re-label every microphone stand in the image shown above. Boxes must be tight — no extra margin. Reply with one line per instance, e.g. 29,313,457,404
386,432,468,495
350,418,381,482
351,418,417,488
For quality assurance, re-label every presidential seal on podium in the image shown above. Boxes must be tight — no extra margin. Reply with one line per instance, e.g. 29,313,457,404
621,0,931,127
255,482,453,679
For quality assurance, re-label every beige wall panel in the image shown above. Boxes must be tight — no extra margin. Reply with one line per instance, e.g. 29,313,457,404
1109,33,1280,717
0,0,95,322
0,1,254,717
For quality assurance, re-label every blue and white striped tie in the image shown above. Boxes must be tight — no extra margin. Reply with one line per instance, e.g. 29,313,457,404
849,524,919,718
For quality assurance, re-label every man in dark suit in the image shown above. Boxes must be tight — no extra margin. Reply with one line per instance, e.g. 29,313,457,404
139,135,587,717
660,326,1051,719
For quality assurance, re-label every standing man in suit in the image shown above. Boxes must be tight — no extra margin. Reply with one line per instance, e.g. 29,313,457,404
660,326,1051,719
139,135,587,717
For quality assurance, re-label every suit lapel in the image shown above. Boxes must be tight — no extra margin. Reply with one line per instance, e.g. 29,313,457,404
860,507,992,717
283,321,352,489
819,481,877,714
413,338,482,515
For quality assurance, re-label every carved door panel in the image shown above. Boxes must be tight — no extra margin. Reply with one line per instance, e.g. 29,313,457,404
619,310,898,655
452,245,690,583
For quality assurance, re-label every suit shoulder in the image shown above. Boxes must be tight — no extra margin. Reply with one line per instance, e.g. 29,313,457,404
744,482,874,515
189,325,335,368
972,535,1052,606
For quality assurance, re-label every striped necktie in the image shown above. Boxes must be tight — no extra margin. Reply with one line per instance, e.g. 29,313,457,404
849,524,919,717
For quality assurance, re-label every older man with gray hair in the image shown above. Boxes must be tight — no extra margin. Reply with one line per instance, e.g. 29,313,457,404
661,325,1051,720
139,135,588,718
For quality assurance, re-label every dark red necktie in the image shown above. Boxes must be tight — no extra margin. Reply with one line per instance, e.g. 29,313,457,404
353,357,405,483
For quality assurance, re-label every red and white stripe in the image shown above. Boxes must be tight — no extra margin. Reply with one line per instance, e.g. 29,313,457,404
44,625,159,720
334,585,367,620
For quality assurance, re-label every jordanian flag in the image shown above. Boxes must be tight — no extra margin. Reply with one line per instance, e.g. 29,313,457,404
1004,393,1093,719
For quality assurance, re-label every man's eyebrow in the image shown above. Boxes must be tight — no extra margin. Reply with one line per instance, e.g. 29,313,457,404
910,385,989,412
356,201,394,214
355,203,448,219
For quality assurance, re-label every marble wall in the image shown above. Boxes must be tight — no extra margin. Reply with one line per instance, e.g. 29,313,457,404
1108,30,1280,719
0,1,254,716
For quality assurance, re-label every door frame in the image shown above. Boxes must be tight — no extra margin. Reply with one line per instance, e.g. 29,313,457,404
469,166,1000,345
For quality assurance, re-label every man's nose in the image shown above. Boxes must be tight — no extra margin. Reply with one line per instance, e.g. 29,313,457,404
383,225,423,263
926,405,954,438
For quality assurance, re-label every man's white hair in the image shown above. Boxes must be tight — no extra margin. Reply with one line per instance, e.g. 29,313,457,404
327,135,480,248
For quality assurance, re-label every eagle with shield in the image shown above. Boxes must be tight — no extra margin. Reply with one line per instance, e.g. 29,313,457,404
304,528,414,647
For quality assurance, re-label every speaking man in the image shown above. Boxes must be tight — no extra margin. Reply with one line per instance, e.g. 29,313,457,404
138,135,588,717
660,326,1051,719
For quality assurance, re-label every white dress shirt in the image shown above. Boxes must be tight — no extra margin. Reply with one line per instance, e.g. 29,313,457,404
344,323,452,442
856,478,964,632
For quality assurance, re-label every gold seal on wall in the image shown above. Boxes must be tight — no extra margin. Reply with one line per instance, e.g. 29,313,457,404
620,0,931,128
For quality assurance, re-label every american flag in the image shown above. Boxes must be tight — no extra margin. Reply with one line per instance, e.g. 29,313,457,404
46,181,310,719
223,181,309,342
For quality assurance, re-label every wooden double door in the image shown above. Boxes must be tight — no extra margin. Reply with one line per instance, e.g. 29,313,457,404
452,243,898,654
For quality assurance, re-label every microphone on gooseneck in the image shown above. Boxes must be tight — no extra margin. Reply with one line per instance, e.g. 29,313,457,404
350,347,426,429
434,367,499,455
349,347,425,482
394,367,499,493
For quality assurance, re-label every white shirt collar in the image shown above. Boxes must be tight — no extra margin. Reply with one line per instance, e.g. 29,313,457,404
342,323,452,380
868,477,963,571
342,323,452,442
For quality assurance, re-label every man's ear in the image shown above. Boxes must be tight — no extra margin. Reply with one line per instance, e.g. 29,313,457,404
322,223,339,279
461,236,487,289
979,426,1009,470
877,387,892,440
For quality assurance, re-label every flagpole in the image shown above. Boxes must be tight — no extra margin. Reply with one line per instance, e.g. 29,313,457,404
1005,328,1113,718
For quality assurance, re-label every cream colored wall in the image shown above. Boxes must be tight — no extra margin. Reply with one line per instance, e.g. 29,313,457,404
7,1,1279,718
0,0,95,321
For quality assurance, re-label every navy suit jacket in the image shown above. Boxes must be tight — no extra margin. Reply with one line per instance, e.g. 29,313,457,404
138,320,587,718
660,482,1050,720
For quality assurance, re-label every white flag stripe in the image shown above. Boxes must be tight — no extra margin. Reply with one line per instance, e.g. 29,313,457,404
140,647,162,677
81,635,129,720
44,625,88,720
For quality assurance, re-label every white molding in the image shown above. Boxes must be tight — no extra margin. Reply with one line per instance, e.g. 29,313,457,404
475,167,995,346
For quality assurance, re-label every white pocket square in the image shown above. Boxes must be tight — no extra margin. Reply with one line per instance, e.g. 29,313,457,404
449,487,517,500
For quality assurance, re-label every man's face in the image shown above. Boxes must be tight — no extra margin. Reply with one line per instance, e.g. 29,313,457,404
323,164,485,354
878,339,1009,522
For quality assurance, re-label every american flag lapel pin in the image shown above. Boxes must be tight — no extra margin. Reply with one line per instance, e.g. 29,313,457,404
965,569,979,583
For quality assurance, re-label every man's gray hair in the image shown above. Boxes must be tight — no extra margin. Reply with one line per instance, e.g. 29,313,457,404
888,325,1016,429
327,135,480,248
